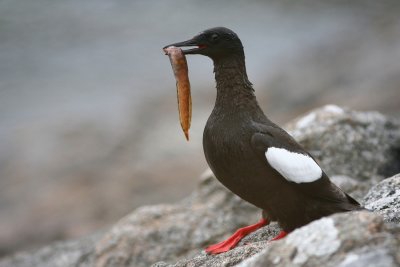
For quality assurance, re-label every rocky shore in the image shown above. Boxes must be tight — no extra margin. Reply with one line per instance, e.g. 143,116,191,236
1,105,399,267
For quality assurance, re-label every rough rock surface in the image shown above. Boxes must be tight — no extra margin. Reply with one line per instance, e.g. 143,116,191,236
364,174,400,224
1,106,400,267
93,176,261,267
236,212,400,267
153,212,400,267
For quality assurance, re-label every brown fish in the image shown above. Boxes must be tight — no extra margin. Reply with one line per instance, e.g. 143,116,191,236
164,46,192,141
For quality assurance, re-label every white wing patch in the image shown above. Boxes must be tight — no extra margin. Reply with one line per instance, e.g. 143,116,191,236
265,147,322,183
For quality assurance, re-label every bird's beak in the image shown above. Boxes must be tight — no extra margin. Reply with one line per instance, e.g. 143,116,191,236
163,38,206,55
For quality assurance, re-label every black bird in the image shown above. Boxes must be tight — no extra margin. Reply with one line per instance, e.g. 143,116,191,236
164,27,362,254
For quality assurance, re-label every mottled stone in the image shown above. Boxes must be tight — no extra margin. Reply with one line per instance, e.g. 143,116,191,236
237,212,400,267
286,217,340,264
364,174,400,224
338,249,397,267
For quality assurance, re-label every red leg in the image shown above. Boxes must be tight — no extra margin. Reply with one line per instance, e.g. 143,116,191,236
269,230,288,241
205,218,269,254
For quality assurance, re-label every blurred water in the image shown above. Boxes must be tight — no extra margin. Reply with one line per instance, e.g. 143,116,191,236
0,0,353,140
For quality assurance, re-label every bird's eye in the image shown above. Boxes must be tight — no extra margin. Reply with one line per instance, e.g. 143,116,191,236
210,33,219,42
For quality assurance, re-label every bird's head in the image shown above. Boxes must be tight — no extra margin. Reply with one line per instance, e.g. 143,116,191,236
163,27,244,61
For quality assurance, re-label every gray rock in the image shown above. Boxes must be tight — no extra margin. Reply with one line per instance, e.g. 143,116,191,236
0,233,100,267
337,249,397,267
93,175,262,267
150,223,281,267
237,211,400,267
1,106,400,267
364,174,400,224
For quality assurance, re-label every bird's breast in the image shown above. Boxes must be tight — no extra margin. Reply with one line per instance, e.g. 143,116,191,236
203,116,261,191
202,113,293,213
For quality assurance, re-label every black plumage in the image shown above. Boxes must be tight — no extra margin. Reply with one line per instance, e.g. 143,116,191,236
164,27,362,254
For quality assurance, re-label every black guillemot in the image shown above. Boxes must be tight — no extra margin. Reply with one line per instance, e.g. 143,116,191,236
164,27,362,254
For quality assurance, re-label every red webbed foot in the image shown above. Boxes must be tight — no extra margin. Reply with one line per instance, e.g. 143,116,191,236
269,230,288,241
205,218,269,254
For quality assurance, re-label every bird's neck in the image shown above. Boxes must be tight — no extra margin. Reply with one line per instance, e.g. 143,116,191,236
212,55,258,113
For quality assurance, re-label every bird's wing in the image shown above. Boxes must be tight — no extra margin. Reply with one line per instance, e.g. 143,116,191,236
265,146,322,183
250,124,324,184
250,123,360,207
